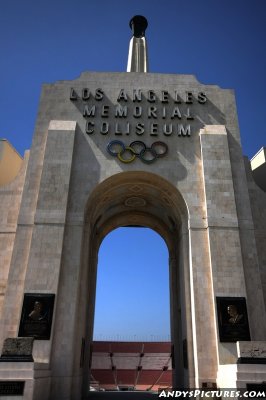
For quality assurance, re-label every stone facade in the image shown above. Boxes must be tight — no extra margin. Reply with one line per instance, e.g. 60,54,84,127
0,71,265,399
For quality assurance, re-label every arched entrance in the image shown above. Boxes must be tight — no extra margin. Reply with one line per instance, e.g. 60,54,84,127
79,171,194,397
92,227,171,391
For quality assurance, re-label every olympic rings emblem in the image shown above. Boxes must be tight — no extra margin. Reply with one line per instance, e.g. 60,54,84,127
107,140,168,164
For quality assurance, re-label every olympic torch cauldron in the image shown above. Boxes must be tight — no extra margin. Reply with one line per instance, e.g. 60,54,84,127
127,15,148,73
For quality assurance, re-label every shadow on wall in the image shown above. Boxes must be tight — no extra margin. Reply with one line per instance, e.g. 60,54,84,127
66,124,101,222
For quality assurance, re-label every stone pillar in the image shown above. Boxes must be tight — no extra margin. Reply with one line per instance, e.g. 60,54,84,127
0,121,76,400
188,223,218,386
200,125,247,366
24,121,77,363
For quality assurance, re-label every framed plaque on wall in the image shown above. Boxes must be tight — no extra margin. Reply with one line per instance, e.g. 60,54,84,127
216,297,250,342
18,293,55,340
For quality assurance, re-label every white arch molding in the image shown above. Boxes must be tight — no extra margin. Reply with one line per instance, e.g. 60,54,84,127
76,171,195,396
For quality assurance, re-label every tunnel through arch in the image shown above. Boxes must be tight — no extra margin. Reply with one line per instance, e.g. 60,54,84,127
79,171,194,395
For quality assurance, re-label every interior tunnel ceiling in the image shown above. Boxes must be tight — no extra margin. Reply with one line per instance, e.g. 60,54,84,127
87,181,181,235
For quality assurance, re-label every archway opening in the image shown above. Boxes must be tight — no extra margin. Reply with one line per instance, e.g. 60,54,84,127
91,226,171,392
80,172,192,397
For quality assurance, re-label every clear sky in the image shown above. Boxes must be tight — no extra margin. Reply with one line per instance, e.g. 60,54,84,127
1,0,266,158
93,227,170,341
1,0,266,340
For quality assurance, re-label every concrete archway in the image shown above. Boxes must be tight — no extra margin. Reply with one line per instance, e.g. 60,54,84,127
80,171,194,396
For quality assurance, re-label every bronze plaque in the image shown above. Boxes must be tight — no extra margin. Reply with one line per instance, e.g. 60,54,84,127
216,297,251,342
18,294,55,340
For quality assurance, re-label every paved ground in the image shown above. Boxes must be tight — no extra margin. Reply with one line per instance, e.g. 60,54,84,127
87,391,157,399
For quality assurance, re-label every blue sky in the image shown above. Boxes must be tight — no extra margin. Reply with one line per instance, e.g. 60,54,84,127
94,228,170,341
1,0,266,158
1,0,265,340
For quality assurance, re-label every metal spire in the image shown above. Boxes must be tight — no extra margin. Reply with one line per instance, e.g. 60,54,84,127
127,15,148,73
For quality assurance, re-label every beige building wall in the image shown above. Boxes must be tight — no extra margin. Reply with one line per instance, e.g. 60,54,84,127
250,147,266,191
245,156,266,309
0,142,29,316
0,139,23,186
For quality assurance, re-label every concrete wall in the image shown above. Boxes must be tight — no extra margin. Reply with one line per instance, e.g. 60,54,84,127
0,139,23,186
0,147,29,316
244,157,266,310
